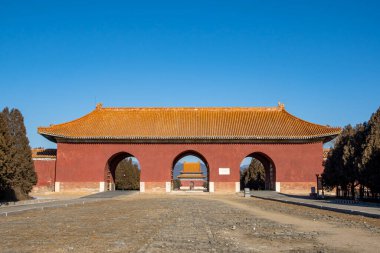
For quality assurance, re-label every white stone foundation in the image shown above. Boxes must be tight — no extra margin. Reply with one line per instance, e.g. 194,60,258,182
235,182,240,192
54,182,60,192
275,182,281,192
140,182,145,192
166,182,171,192
99,182,105,192
209,182,215,193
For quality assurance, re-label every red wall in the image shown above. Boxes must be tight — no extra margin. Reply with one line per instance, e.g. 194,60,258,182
33,159,56,187
55,142,323,184
180,180,205,187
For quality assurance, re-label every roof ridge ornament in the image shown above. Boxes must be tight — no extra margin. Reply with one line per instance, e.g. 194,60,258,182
278,101,285,110
96,103,103,110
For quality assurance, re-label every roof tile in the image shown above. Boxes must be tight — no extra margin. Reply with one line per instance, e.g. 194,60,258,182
38,105,341,143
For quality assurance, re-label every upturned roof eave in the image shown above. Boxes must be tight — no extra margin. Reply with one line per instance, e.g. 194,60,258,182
37,105,342,144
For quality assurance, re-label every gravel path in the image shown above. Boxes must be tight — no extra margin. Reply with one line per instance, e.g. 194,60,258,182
0,194,379,252
251,191,380,218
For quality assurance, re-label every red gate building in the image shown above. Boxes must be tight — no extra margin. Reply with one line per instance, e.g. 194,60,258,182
37,103,340,194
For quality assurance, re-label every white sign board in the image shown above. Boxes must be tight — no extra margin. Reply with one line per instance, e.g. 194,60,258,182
219,168,230,175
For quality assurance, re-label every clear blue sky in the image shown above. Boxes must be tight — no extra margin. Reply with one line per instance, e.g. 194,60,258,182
1,1,379,148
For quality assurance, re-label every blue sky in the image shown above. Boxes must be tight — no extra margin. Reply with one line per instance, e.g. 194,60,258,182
1,1,379,148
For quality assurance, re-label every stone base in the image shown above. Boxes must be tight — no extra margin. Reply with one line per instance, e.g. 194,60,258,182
49,181,314,194
213,182,239,193
279,182,316,195
32,185,54,193
144,182,167,193
55,182,100,193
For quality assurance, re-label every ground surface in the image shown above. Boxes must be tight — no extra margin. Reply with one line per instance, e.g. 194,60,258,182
251,191,380,218
1,194,379,252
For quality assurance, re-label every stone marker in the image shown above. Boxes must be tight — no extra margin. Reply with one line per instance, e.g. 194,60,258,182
244,188,250,198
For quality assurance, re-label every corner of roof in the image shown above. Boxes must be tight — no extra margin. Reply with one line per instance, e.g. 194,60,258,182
37,126,47,133
280,107,342,133
38,106,100,133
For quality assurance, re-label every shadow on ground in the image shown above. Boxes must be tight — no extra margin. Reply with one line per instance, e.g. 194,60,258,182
81,190,139,199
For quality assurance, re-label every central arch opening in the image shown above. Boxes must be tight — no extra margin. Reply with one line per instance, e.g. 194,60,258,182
172,151,209,192
105,152,141,191
240,152,276,191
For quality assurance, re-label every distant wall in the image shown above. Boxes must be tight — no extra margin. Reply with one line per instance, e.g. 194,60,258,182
33,159,56,192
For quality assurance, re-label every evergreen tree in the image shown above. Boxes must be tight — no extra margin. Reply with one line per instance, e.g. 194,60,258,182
240,158,265,190
8,109,37,199
0,109,20,200
342,124,367,198
323,143,342,193
115,158,140,190
323,125,360,198
323,112,378,199
0,108,36,201
0,111,13,197
0,112,5,191
172,179,181,190
362,107,380,196
323,125,348,195
352,123,368,198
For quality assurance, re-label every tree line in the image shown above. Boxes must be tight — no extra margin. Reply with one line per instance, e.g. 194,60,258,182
323,107,380,199
0,108,36,201
115,158,140,190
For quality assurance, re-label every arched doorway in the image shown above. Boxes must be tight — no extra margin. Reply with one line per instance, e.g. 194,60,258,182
240,152,276,191
105,152,141,191
172,151,209,192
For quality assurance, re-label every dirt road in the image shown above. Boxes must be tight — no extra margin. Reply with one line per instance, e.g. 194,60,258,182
0,194,379,252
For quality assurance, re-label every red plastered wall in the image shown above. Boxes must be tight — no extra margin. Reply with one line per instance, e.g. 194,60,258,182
33,159,56,186
55,142,323,183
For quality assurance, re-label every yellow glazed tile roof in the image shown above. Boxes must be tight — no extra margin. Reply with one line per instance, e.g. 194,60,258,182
178,162,205,178
38,104,341,143
182,162,202,173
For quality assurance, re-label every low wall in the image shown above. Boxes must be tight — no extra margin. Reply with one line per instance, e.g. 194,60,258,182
32,159,56,192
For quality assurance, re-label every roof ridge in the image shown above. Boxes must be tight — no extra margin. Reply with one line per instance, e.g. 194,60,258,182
98,106,283,111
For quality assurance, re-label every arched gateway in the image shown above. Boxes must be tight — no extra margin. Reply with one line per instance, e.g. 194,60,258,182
37,103,340,194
